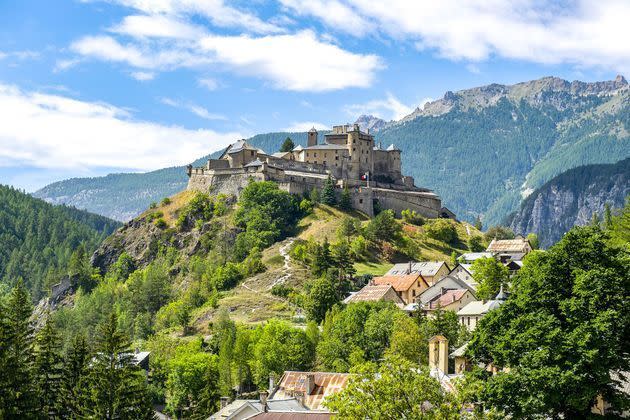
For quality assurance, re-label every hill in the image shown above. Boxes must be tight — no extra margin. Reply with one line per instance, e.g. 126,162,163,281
0,184,120,299
34,75,629,227
507,158,630,248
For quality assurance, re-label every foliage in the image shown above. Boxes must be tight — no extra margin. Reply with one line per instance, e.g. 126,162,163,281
305,274,341,323
467,235,485,252
280,136,296,152
176,192,215,231
161,197,172,206
364,210,401,242
325,355,459,419
467,226,630,418
338,187,352,211
401,209,425,226
321,176,337,206
470,257,509,300
425,219,458,243
0,185,119,298
166,349,219,416
337,216,359,239
483,225,515,242
35,315,64,418
526,233,539,250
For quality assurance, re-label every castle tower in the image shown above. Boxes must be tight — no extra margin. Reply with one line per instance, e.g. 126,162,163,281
308,127,318,147
428,335,449,373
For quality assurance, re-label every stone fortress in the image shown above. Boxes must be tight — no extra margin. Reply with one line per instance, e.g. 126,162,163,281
187,123,453,218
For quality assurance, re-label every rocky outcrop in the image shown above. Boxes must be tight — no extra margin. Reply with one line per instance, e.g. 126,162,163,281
355,114,387,132
507,158,629,248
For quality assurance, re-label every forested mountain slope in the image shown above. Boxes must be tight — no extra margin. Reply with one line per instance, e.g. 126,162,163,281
0,185,120,299
507,158,630,248
34,76,629,226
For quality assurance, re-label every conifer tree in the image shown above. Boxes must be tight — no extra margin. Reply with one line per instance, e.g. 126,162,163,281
474,215,483,231
3,279,38,418
82,312,153,419
62,332,91,418
280,137,295,152
0,296,8,418
321,176,336,206
338,186,352,211
35,314,64,418
604,202,613,229
312,238,333,276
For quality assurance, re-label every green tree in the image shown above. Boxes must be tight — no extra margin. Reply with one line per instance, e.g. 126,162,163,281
604,202,613,229
526,233,539,250
166,351,219,417
332,240,356,281
474,215,483,231
468,226,630,418
470,257,509,300
337,216,358,239
35,314,64,418
306,275,340,323
311,238,333,277
364,210,401,242
425,219,458,243
62,333,91,418
385,313,426,364
338,187,352,211
3,279,38,418
401,209,425,226
233,328,254,394
325,355,459,419
82,312,153,419
280,137,295,152
467,235,485,252
483,225,515,242
321,176,337,206
309,187,320,204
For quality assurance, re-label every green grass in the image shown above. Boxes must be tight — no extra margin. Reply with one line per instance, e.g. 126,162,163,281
354,261,393,276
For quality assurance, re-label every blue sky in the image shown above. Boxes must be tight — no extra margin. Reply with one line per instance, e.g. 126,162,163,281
0,0,628,191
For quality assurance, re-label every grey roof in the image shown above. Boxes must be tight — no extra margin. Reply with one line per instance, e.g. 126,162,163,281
459,252,493,262
418,275,477,304
450,342,468,358
494,285,508,301
293,145,303,151
227,140,257,153
209,398,307,419
244,159,264,168
272,152,290,158
386,261,449,277
457,300,504,316
309,127,318,132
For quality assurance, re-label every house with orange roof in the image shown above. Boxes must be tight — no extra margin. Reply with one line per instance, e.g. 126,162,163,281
372,273,429,304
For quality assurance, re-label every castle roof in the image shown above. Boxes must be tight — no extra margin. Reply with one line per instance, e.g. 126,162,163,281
309,127,318,132
244,159,264,168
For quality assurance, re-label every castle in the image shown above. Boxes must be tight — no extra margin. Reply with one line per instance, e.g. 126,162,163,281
187,123,453,218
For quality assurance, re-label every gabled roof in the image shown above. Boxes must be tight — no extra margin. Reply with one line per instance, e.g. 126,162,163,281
457,300,504,316
270,371,350,411
372,273,427,292
427,289,469,309
459,252,493,262
450,342,468,358
418,275,477,304
486,238,531,253
386,261,450,277
343,284,404,305
244,159,264,168
218,139,261,159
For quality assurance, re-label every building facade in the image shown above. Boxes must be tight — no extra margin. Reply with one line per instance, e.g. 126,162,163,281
187,124,452,218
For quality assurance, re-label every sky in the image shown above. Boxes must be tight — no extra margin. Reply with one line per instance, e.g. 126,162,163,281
0,0,628,191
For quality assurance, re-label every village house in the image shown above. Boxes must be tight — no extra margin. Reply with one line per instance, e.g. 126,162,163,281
425,289,477,313
371,273,429,304
448,263,478,290
343,284,405,307
270,371,350,412
456,288,508,331
385,261,451,286
458,252,494,264
415,275,477,307
486,236,532,262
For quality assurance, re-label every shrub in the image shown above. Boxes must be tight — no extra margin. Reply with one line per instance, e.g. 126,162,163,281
299,198,313,214
154,218,167,229
364,210,401,242
483,225,515,242
149,202,157,209
161,197,172,206
271,284,294,298
467,235,485,252
401,209,425,226
425,219,457,243
176,192,214,231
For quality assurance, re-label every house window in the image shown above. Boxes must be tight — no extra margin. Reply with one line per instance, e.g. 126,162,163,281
412,290,416,297
467,317,470,326
251,150,254,156
324,153,327,158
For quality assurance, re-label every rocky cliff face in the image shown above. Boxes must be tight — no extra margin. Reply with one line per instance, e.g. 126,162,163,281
355,114,387,132
508,158,629,248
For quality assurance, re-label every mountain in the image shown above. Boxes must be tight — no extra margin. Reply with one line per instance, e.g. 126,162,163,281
506,158,630,248
33,75,629,229
0,184,120,299
355,114,388,132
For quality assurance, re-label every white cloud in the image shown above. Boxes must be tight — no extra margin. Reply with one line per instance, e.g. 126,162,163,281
198,30,382,91
198,77,219,90
159,97,226,120
0,50,40,60
70,29,382,92
279,0,373,36
344,92,413,121
0,84,240,171
283,121,328,132
105,0,284,34
111,14,205,39
131,71,156,81
282,0,630,74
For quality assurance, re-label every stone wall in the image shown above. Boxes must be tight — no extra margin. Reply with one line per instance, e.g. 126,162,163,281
373,188,441,218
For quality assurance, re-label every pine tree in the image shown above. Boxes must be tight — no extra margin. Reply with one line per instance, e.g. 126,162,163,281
333,241,356,283
35,314,64,418
338,186,352,211
312,239,333,276
62,333,91,418
82,312,153,419
309,188,320,204
591,211,600,227
474,215,483,231
4,279,38,418
321,176,336,206
280,137,295,152
0,296,8,418
604,202,613,229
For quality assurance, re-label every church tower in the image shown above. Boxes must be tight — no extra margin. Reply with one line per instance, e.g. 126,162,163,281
308,127,318,147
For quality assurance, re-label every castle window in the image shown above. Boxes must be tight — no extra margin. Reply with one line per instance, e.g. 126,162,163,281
353,148,356,152
335,156,339,160
359,199,363,204
314,153,317,157
324,153,327,158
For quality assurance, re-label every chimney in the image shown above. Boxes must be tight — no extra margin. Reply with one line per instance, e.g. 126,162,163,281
407,261,412,275
268,374,275,394
305,373,315,395
220,397,229,409
452,293,456,302
259,391,269,412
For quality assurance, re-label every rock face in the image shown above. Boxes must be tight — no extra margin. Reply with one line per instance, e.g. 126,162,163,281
507,158,630,248
354,114,388,132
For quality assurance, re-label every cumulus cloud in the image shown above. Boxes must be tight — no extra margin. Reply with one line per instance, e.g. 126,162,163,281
344,93,414,121
280,0,630,73
159,97,226,120
283,121,329,132
0,84,240,171
130,71,155,81
198,77,220,90
110,14,206,39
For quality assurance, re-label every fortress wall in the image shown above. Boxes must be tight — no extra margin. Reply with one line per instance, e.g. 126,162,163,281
187,171,265,196
373,188,441,218
348,187,374,217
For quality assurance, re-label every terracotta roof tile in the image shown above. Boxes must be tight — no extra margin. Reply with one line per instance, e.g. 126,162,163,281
372,274,424,291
